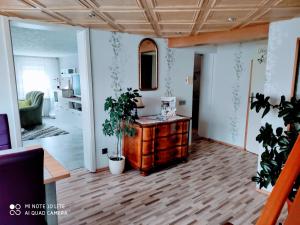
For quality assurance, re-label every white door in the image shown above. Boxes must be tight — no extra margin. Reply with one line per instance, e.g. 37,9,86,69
246,47,267,154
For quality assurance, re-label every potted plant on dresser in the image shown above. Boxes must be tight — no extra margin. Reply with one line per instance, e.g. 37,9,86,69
102,88,141,175
250,93,300,211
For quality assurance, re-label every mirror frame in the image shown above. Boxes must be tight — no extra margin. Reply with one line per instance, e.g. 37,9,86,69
291,38,300,97
138,38,158,91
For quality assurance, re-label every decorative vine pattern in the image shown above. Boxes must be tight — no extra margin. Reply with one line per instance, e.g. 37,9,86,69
257,47,267,64
265,25,284,96
230,43,244,142
109,32,122,96
165,44,175,97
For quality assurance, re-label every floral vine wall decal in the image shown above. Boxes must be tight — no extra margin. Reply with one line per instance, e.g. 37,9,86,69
165,44,175,97
257,47,267,64
230,43,244,142
265,25,286,96
109,32,122,96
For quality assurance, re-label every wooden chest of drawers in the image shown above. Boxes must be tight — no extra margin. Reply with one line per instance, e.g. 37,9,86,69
123,115,190,175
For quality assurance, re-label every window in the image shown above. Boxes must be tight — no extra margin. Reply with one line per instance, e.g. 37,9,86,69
21,66,51,98
14,56,58,100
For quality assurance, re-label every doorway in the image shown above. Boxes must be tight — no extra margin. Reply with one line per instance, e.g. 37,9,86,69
10,21,83,171
8,20,96,172
192,54,202,140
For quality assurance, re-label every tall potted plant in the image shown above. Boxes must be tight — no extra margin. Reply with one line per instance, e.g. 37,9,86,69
251,93,300,208
102,88,141,175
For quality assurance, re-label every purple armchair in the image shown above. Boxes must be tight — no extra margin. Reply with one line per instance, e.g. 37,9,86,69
0,148,47,225
0,114,11,150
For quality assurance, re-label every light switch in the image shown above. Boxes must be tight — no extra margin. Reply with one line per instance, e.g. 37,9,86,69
185,75,193,85
179,100,186,105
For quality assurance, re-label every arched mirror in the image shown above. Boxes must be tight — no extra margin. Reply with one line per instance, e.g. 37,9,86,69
139,38,158,90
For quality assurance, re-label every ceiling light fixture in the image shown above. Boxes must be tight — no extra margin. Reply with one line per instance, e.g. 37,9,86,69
89,12,96,18
227,17,236,22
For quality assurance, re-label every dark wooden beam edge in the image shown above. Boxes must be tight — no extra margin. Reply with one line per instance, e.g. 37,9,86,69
168,24,269,48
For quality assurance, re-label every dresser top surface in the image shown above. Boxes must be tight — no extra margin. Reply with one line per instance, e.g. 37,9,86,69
136,115,190,126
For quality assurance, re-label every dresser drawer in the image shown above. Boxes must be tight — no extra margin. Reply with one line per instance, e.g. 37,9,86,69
155,124,170,137
155,120,189,137
181,121,189,133
155,134,182,150
155,148,177,165
155,146,188,165
169,121,187,134
142,127,155,141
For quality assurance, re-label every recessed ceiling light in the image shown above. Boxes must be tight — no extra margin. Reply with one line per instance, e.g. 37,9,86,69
227,17,236,22
89,12,96,18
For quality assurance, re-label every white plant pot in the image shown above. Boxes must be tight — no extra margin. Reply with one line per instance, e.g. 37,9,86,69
108,156,125,175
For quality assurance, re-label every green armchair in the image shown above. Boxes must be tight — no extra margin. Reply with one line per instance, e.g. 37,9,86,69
19,91,44,128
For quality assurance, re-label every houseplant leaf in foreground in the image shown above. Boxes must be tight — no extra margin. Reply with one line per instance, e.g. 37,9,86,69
250,93,300,200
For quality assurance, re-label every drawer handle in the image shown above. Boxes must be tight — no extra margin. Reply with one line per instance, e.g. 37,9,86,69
172,137,179,142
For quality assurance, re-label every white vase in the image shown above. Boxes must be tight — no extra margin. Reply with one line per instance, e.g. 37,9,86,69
108,156,125,175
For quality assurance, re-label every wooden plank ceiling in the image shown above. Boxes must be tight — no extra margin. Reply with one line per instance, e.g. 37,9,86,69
0,0,299,37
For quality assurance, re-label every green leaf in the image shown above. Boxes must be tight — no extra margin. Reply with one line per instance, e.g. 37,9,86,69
262,105,270,118
280,95,285,104
276,127,283,136
261,161,272,173
251,176,260,183
250,101,257,110
278,136,289,146
102,87,141,151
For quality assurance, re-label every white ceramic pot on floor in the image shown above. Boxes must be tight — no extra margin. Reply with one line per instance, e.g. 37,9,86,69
108,156,125,175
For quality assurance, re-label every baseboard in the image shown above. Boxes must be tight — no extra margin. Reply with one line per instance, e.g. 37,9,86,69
256,188,270,196
96,167,109,173
198,137,245,151
197,137,260,156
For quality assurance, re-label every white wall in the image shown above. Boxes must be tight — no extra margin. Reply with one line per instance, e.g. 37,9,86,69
58,54,78,71
90,30,194,168
10,24,78,57
257,17,300,191
198,40,268,148
58,54,79,89
263,18,300,128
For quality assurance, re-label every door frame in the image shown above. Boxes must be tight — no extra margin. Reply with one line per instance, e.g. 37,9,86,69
192,53,202,132
244,60,254,150
77,29,96,172
290,38,300,97
0,17,22,148
4,18,97,172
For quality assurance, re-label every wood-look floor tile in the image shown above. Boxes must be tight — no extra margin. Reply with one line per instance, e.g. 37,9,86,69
57,139,287,225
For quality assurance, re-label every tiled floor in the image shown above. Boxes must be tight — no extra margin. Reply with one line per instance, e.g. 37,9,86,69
23,117,84,171
56,139,287,225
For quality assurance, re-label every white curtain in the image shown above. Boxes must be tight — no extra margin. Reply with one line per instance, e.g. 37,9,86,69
14,56,59,99
14,56,60,116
